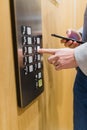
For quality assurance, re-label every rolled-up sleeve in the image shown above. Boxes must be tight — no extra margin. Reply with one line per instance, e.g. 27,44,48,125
74,43,87,76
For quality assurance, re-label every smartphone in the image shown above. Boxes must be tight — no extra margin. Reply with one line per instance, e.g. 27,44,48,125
51,34,84,44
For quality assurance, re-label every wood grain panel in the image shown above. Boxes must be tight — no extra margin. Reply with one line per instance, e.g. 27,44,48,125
0,0,86,130
41,0,85,130
0,1,18,130
76,0,87,29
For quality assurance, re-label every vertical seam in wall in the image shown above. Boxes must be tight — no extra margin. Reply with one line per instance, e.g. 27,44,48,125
74,0,76,29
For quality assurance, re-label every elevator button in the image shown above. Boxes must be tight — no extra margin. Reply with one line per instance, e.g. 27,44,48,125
28,47,32,54
37,54,41,61
23,46,28,55
38,72,42,79
21,26,26,35
24,66,28,75
27,26,31,35
37,46,40,50
27,37,32,44
38,62,41,69
28,56,33,63
34,63,38,71
23,56,28,65
37,37,40,44
33,37,36,44
35,74,38,79
38,79,42,87
34,46,37,53
22,36,27,45
36,82,38,88
29,65,33,72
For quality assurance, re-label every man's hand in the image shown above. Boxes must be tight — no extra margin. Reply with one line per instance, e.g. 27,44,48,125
38,48,78,70
61,29,82,48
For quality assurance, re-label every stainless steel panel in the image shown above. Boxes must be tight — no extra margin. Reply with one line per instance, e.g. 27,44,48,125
10,0,44,107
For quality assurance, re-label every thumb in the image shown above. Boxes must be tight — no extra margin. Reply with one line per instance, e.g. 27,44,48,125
38,48,57,55
66,29,72,37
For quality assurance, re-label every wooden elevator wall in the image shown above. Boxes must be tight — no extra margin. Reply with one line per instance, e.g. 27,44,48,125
0,0,86,130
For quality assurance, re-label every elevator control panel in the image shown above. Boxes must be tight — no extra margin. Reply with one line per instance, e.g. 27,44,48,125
10,0,44,107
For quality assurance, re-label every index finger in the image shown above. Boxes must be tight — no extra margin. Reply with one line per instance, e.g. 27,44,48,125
38,48,57,55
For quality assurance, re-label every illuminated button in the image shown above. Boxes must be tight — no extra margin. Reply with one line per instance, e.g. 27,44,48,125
38,72,42,79
27,27,31,35
38,79,42,87
37,37,40,44
27,37,32,44
28,56,33,63
28,47,32,54
29,65,33,72
38,62,41,69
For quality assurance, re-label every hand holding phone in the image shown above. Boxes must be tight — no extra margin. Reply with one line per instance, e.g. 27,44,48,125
51,34,84,44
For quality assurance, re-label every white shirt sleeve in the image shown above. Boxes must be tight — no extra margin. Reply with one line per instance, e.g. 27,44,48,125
74,43,87,76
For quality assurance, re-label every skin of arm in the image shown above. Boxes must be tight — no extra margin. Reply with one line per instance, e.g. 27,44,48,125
38,48,78,70
37,29,84,71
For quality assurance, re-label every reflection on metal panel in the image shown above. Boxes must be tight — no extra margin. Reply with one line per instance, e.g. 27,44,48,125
16,0,42,34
